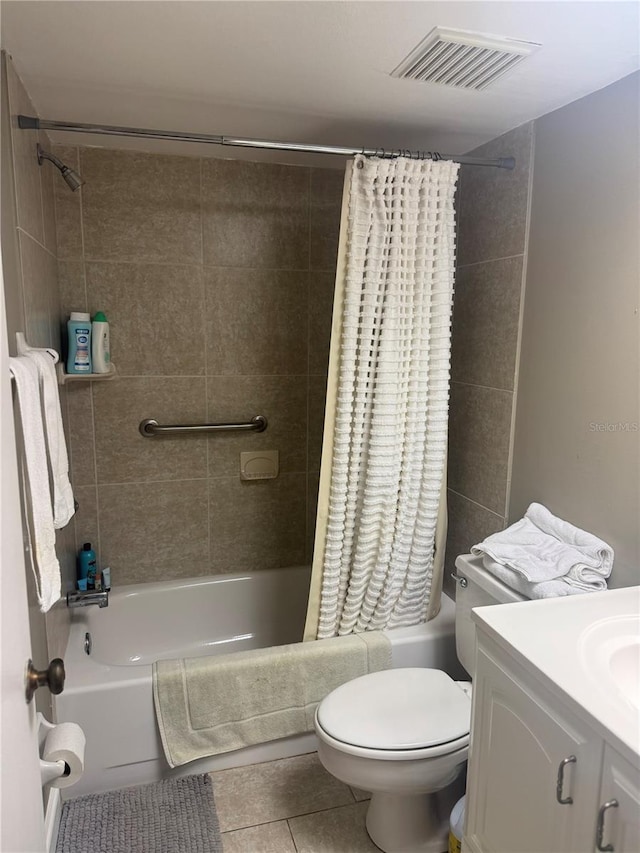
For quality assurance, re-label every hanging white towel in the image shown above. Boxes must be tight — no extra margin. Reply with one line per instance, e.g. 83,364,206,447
472,502,613,587
9,356,61,612
26,351,74,529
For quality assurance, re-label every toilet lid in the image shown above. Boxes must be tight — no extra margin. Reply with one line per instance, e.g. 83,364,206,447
316,668,471,751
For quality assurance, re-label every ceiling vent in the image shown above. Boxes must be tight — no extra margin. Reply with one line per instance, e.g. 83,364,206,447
391,27,540,91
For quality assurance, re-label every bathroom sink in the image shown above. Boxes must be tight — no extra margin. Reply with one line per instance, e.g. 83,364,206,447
579,614,640,711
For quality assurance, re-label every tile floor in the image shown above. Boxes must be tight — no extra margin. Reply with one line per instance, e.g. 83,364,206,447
210,752,381,852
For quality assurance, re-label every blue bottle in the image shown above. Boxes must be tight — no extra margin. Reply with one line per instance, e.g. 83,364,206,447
67,312,92,374
78,543,96,589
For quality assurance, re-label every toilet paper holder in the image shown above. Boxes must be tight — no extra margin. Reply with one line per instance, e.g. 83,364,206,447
38,714,70,786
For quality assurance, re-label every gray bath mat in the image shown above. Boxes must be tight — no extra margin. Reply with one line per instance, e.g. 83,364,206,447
56,774,222,853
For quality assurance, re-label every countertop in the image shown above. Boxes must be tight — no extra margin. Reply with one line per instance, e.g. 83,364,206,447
472,585,640,763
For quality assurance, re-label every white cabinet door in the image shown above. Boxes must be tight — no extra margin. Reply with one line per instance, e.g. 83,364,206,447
465,640,603,853
595,745,640,853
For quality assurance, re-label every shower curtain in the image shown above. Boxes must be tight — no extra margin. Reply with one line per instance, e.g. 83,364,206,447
304,154,460,640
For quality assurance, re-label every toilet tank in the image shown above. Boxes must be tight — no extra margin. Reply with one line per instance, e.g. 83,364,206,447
454,553,527,677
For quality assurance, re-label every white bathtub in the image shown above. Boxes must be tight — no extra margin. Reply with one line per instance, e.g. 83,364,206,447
57,567,464,796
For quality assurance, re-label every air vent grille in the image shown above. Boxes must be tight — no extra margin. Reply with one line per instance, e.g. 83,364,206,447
391,27,540,91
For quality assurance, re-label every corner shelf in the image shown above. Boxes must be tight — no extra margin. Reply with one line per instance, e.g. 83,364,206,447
56,363,117,385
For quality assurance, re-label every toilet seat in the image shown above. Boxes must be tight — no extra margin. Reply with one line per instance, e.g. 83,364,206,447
315,668,471,759
315,711,470,761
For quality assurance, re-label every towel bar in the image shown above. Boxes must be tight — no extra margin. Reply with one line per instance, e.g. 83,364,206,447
139,415,267,437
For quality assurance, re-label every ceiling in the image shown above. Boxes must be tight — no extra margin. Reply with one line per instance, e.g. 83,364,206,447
1,1,638,166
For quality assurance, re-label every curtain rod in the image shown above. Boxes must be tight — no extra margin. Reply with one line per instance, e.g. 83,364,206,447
17,115,515,169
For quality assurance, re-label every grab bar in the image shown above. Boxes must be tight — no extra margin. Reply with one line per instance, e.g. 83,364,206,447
139,415,267,437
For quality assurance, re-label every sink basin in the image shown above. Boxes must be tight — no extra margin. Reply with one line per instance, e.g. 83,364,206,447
608,635,640,709
579,614,640,712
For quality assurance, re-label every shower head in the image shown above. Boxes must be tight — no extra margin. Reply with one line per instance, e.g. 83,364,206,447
36,143,84,191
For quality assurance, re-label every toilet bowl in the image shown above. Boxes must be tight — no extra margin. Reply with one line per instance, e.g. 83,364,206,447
314,667,472,853
314,555,530,852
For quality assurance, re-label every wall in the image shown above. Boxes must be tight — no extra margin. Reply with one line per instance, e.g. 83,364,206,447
56,145,342,585
510,72,639,588
1,53,75,691
444,123,534,595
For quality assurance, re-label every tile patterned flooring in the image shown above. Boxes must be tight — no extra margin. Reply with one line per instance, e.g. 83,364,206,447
210,752,381,852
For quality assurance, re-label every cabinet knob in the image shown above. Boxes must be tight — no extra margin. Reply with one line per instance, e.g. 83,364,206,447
596,799,619,852
556,755,577,804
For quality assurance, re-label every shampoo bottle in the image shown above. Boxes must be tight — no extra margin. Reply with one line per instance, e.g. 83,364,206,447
67,312,92,374
78,542,96,587
91,311,110,374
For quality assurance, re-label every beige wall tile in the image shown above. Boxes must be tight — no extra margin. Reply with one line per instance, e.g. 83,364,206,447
1,54,26,344
205,268,308,375
307,375,327,472
55,143,327,588
289,802,377,853
58,260,86,316
73,485,99,563
6,61,44,244
458,123,533,266
19,230,57,348
80,148,201,263
93,377,207,483
206,375,307,477
55,517,77,594
222,821,296,853
98,479,208,584
443,489,504,598
202,159,309,269
209,473,306,572
66,385,96,486
307,471,320,564
39,143,57,253
58,260,86,361
85,262,205,376
448,382,513,515
310,167,344,272
210,753,353,832
52,145,83,259
452,256,524,391
308,271,335,375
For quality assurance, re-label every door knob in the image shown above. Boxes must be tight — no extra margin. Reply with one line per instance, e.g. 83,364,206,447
25,658,65,704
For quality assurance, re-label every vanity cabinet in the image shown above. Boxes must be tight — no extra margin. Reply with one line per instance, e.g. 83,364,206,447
464,634,640,853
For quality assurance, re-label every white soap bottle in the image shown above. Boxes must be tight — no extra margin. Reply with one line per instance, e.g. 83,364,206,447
91,311,110,374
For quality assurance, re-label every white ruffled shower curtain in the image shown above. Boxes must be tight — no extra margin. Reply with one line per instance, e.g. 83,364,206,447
304,154,460,640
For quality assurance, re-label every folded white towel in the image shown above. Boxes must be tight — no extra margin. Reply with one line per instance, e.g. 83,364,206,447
26,351,74,529
471,502,613,585
9,356,61,612
481,556,596,599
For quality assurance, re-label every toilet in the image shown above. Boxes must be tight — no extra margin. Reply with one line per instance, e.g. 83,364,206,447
314,554,527,853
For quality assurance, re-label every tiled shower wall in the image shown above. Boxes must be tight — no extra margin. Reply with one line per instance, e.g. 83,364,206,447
55,145,342,585
444,123,534,595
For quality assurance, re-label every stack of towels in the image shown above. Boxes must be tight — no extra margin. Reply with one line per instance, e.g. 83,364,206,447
471,503,613,599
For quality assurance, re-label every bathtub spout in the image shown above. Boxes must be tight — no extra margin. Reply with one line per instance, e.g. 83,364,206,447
67,590,109,608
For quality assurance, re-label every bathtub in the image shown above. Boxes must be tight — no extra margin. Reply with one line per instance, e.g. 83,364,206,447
57,566,464,797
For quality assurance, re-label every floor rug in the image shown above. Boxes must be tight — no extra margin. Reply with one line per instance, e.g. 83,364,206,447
56,774,223,853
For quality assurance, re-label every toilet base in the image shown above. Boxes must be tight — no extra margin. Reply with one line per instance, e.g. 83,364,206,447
365,791,449,853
